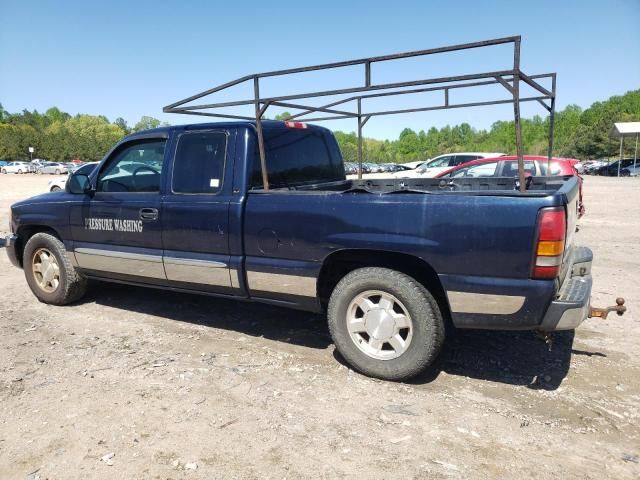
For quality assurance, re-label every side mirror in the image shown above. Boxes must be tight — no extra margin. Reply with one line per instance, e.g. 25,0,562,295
67,174,92,194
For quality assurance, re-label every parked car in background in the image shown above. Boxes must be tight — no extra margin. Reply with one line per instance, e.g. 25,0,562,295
394,152,505,178
435,155,584,217
624,164,640,177
344,162,358,174
1,162,33,174
0,160,8,168
38,162,69,175
48,162,99,192
401,160,427,170
596,159,638,176
581,160,607,174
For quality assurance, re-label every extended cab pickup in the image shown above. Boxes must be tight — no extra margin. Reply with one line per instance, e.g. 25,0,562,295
5,121,610,380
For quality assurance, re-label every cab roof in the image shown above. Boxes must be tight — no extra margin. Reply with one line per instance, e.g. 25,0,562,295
123,120,330,142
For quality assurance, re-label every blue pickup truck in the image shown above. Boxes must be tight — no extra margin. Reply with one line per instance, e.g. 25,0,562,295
4,121,608,380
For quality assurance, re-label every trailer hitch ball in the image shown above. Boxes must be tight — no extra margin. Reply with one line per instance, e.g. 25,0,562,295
589,297,626,320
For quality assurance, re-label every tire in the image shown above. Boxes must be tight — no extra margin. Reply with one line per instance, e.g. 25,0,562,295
55,169,60,175
50,186,62,192
23,232,87,305
17,169,23,174
328,267,445,381
1,169,6,174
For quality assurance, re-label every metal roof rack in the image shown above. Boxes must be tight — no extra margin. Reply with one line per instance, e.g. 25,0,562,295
164,35,556,192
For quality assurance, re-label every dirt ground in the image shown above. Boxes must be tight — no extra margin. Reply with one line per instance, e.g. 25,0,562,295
0,174,638,479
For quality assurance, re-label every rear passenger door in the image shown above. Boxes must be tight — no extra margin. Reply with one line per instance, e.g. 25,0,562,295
161,129,235,293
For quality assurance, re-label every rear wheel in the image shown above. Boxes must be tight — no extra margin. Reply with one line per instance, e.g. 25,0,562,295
1,169,6,174
55,169,61,175
17,169,23,174
50,186,62,192
328,267,445,381
23,232,87,305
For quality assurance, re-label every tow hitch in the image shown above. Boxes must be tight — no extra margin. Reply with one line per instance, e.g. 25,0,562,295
589,297,627,319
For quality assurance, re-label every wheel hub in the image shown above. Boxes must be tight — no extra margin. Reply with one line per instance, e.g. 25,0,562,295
346,290,413,360
32,248,60,293
365,308,395,341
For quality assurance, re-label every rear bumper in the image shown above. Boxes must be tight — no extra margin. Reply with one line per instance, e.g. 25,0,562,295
4,234,21,268
538,246,593,331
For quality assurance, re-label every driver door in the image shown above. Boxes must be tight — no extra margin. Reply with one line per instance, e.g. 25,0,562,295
69,138,167,282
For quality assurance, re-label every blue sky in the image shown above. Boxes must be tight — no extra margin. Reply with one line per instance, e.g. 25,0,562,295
1,0,639,140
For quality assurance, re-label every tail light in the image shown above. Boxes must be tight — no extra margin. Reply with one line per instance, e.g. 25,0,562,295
532,207,566,279
284,121,307,129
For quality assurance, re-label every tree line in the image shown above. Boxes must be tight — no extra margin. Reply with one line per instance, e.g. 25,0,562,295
334,89,640,163
1,89,638,163
0,106,168,162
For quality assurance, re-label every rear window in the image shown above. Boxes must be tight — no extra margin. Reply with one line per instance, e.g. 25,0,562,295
172,131,227,194
250,127,345,189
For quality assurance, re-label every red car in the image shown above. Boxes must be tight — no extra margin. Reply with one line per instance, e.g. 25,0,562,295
435,155,584,216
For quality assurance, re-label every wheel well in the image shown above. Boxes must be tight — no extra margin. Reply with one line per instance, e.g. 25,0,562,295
317,249,451,320
15,226,61,266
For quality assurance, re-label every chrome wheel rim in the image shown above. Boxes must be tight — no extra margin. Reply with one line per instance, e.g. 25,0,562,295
32,248,60,293
347,290,413,360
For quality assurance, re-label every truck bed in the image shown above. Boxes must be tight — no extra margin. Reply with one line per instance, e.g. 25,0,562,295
289,175,576,197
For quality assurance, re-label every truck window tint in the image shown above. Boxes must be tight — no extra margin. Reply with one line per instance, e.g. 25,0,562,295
97,140,165,193
173,131,227,194
250,128,345,188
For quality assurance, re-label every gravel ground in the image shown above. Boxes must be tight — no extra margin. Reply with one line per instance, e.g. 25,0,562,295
0,174,638,479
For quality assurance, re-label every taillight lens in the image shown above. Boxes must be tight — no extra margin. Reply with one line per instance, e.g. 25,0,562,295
532,207,566,279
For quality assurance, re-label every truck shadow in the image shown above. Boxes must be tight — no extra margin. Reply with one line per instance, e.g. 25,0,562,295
85,282,587,390
411,329,577,391
84,282,331,350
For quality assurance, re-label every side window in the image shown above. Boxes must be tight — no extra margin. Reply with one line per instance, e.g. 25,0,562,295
429,156,453,168
453,155,477,166
452,161,498,178
97,140,166,193
172,131,227,194
502,161,536,176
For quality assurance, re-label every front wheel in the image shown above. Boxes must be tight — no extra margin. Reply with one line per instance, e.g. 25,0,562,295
328,267,445,381
17,169,23,174
1,169,6,174
23,232,88,305
50,186,62,192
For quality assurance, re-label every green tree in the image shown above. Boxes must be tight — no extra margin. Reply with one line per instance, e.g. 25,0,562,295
274,111,293,120
133,116,163,132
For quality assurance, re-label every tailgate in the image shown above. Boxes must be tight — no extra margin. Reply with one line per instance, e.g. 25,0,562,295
557,177,581,286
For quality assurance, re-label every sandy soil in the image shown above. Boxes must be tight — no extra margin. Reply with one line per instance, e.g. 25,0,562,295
0,173,638,479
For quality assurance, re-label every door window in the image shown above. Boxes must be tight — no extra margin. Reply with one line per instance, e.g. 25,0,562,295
428,155,454,168
451,161,498,178
172,131,227,194
97,140,166,193
453,155,481,166
501,161,536,177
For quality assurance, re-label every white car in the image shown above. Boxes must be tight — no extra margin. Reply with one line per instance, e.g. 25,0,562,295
1,161,33,174
394,152,506,178
47,162,98,192
624,164,640,177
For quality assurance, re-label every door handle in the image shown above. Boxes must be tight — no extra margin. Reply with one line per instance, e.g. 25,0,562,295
139,208,158,221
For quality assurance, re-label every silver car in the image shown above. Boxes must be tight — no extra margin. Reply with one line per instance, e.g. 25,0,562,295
38,162,69,175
